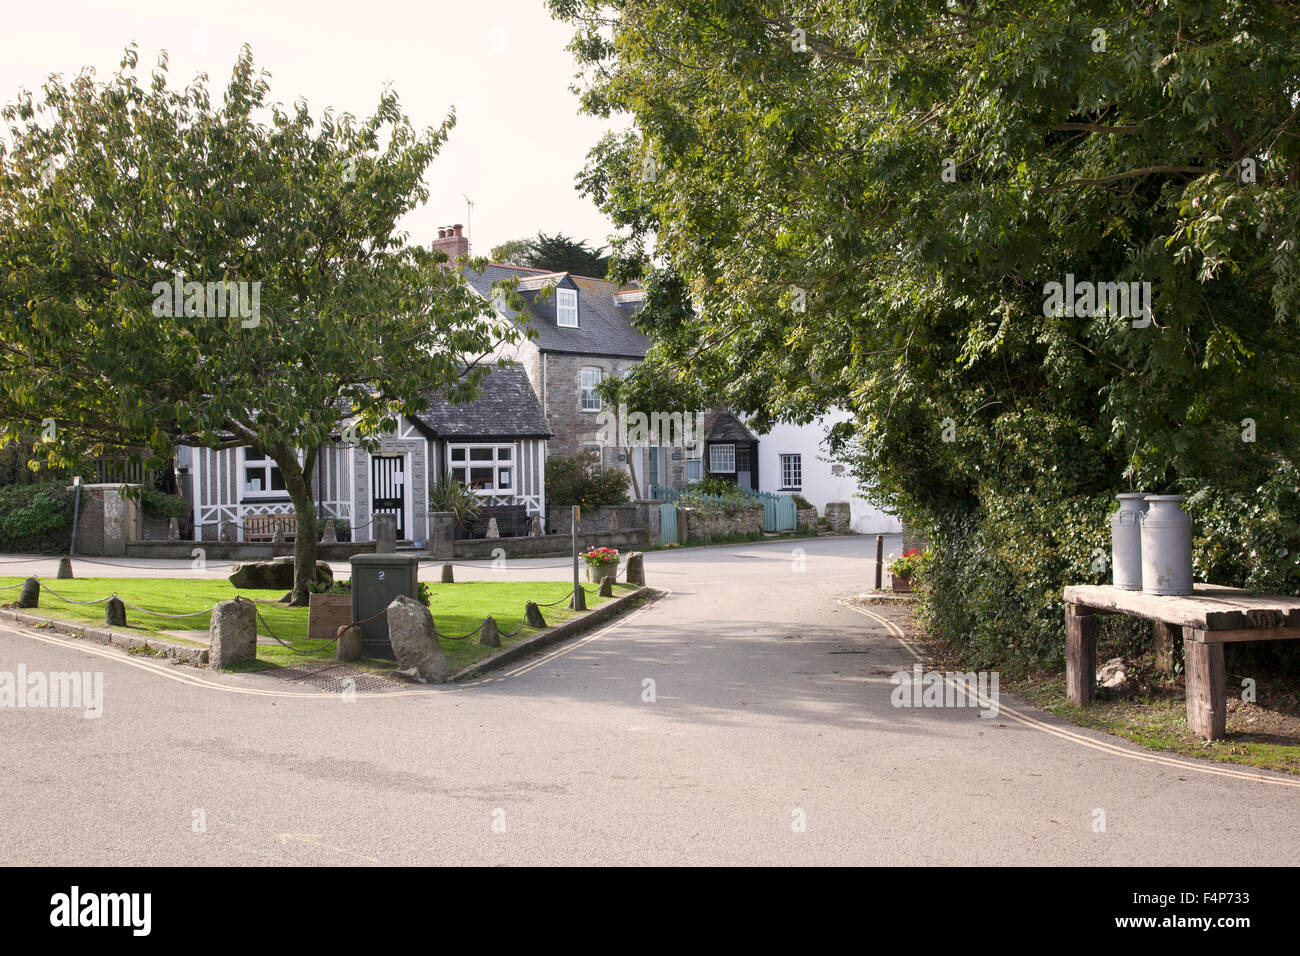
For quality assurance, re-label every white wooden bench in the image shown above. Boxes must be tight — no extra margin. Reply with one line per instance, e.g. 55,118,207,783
1064,583,1300,739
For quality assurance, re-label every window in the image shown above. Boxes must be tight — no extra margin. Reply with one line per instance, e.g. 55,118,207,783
780,454,802,490
580,367,602,412
685,442,703,482
241,447,285,496
448,444,514,493
557,288,578,327
582,441,604,474
709,443,735,473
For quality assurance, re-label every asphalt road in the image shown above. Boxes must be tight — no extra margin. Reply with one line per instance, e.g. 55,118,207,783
1,536,1297,865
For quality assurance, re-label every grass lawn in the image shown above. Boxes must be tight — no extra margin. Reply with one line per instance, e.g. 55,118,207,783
0,576,638,675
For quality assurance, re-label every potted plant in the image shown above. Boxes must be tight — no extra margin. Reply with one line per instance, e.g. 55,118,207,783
889,549,923,593
306,577,353,639
581,547,620,583
429,478,482,540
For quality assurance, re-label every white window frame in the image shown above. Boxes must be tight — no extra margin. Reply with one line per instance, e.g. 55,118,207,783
780,453,802,490
580,367,603,412
685,441,703,482
239,446,286,498
557,288,579,328
447,443,516,495
709,443,735,474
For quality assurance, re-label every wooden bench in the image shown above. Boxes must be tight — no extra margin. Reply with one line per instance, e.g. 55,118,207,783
243,513,297,543
1064,583,1300,739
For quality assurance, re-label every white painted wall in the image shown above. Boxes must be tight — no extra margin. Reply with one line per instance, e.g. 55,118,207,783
751,411,901,534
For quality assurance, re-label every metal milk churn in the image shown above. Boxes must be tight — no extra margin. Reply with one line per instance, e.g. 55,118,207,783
1110,493,1148,590
1140,495,1194,595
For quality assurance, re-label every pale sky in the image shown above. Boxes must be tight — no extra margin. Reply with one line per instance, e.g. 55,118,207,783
0,0,621,257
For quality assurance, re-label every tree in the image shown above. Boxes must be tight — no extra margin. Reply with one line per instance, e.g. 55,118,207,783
490,237,534,265
552,0,1300,660
526,231,611,276
0,46,512,604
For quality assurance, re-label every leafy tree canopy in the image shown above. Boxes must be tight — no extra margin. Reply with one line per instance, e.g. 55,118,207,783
0,45,513,600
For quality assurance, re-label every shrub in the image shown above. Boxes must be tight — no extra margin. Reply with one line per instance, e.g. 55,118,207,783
138,487,188,520
0,481,75,552
546,451,629,510
428,479,482,529
791,494,814,510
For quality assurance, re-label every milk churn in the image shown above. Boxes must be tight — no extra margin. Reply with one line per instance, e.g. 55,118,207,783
1110,493,1148,590
1140,495,1194,595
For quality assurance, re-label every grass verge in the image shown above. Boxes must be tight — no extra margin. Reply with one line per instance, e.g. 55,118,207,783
0,576,633,674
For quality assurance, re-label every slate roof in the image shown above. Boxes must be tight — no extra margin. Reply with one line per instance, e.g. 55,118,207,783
706,408,758,442
408,364,551,439
465,264,650,359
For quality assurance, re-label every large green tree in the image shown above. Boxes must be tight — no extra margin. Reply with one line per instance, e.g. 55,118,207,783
0,46,512,603
554,0,1300,662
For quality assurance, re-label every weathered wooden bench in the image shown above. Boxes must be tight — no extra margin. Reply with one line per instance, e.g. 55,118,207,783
1064,583,1300,740
243,513,297,543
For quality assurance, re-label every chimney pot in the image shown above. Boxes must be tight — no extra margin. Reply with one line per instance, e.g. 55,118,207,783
453,224,463,236
437,227,446,238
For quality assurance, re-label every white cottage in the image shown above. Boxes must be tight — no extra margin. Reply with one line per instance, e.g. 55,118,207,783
179,365,551,544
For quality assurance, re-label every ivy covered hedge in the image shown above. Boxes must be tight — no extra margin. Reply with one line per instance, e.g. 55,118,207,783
0,481,75,552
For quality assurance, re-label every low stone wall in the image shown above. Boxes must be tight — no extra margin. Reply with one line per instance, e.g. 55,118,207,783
125,541,375,561
824,501,851,533
679,504,764,543
548,501,659,537
797,507,818,531
454,528,647,559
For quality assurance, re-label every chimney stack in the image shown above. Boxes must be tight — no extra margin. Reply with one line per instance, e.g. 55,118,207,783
432,222,469,263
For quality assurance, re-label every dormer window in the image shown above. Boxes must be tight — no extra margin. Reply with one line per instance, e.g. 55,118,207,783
557,288,578,327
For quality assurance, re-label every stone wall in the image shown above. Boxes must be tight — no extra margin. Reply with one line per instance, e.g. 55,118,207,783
453,528,647,559
679,504,764,543
797,507,819,531
824,501,851,533
548,501,659,537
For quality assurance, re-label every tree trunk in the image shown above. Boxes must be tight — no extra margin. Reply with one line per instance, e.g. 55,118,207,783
278,443,320,607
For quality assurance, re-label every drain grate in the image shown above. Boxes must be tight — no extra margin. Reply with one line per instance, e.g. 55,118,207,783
271,662,407,694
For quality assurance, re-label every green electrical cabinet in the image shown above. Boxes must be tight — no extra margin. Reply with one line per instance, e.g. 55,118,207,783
349,553,420,660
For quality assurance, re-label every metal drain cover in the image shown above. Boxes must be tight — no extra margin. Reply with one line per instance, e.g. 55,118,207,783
271,662,406,694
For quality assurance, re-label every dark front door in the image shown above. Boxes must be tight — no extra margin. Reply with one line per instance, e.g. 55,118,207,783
371,455,406,539
736,445,754,491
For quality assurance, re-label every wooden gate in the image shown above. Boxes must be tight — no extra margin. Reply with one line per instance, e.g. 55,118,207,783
659,502,678,545
371,455,406,540
759,492,797,532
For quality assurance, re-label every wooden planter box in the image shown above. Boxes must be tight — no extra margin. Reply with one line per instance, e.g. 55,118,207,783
586,563,618,583
308,592,353,640
891,573,913,593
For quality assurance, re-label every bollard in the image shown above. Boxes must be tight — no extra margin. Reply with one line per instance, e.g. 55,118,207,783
441,562,454,583
598,575,613,597
524,601,546,628
18,577,39,608
336,625,361,662
569,586,587,611
167,517,180,542
485,517,500,539
321,518,338,545
478,615,500,647
209,597,257,669
57,556,74,580
875,535,884,590
105,596,127,627
624,552,645,586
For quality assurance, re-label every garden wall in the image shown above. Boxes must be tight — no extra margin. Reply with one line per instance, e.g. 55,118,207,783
453,528,647,559
679,504,764,543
